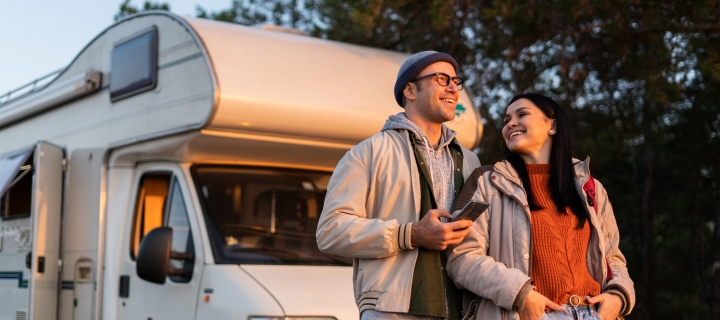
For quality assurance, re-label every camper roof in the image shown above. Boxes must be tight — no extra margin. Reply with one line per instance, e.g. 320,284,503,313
186,17,482,148
0,12,481,155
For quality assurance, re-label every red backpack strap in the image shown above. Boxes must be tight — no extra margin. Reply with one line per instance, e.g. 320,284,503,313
582,175,598,214
583,175,613,281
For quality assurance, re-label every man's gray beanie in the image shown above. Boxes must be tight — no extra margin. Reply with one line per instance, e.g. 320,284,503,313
394,51,459,107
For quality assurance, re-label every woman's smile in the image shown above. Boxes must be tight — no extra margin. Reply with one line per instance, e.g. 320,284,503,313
508,130,525,139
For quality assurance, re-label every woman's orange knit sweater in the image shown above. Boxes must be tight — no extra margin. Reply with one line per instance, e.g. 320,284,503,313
527,164,600,306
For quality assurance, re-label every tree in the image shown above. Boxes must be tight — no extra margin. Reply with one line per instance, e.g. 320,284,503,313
114,0,170,21
196,0,318,29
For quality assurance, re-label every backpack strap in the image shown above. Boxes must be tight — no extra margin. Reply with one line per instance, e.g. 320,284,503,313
477,164,495,176
453,165,494,318
582,175,598,214
452,165,493,212
582,175,614,281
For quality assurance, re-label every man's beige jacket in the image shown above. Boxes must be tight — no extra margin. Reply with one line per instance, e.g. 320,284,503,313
317,129,480,313
446,158,635,320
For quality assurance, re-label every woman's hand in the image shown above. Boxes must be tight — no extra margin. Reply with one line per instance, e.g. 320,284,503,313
586,293,621,320
519,290,564,320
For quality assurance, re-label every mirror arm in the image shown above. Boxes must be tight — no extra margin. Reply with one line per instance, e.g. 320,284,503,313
167,266,188,277
170,251,194,261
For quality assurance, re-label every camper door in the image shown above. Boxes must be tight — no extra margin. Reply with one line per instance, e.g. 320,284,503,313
116,162,203,320
0,141,64,320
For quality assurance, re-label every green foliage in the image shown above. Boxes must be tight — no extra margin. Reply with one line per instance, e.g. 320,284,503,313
196,0,318,29
114,0,170,21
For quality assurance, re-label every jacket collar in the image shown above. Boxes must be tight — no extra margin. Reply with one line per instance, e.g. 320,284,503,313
490,157,592,197
572,157,591,185
382,112,457,151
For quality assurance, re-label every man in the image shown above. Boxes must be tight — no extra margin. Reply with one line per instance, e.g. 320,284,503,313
316,51,481,320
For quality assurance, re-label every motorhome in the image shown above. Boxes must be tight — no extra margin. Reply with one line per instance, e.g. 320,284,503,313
0,11,482,320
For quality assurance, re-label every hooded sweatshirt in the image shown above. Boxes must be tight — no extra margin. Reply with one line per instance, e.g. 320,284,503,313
381,113,456,211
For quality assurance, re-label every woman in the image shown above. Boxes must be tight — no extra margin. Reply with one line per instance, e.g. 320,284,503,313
446,93,635,320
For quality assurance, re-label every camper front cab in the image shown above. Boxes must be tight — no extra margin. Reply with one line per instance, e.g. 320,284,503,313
0,12,482,320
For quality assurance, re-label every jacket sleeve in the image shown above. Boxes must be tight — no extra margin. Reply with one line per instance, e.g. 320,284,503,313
316,144,412,259
595,179,636,315
446,169,532,311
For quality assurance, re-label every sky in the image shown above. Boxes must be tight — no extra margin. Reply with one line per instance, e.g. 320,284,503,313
0,0,232,94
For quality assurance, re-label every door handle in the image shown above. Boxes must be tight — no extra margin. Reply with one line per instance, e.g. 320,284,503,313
37,256,45,273
25,252,46,273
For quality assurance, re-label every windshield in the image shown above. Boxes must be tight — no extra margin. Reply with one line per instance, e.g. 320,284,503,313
192,165,351,266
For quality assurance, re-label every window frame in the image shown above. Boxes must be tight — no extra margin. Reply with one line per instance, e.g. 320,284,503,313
127,163,202,285
110,25,159,102
164,176,195,283
129,171,172,260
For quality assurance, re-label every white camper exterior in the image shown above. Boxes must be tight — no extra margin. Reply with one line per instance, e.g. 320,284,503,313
0,12,482,320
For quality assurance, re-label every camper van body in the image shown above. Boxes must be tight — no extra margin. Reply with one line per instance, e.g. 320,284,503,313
0,12,482,320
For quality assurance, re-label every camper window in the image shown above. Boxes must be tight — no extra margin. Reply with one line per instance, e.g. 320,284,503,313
110,26,158,102
130,172,195,282
164,180,194,283
130,172,170,259
192,165,352,266
0,150,33,220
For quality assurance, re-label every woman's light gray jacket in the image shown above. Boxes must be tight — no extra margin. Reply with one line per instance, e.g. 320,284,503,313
316,129,480,313
446,158,635,320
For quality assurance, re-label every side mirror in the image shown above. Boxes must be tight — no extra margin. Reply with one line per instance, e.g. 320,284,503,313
136,227,194,284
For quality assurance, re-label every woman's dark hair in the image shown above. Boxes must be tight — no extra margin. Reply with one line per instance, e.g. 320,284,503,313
504,93,588,228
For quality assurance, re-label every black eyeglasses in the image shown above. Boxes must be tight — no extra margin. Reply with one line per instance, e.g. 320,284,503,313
410,72,464,90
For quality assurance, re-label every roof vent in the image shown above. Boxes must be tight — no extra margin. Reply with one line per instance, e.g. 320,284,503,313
253,24,308,36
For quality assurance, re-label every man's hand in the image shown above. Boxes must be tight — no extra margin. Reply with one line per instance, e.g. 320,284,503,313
410,209,473,250
519,290,564,320
586,293,622,320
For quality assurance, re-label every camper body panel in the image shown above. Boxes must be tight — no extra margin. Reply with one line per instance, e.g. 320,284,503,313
100,166,133,320
195,265,285,319
0,60,213,155
57,148,105,320
240,265,356,319
0,217,31,319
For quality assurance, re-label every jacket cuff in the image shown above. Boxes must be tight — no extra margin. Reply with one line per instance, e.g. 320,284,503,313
604,286,628,315
395,222,413,250
512,280,534,311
